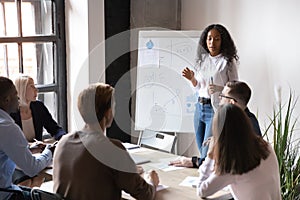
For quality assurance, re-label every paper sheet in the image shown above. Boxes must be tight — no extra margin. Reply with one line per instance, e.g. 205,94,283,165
179,176,198,187
122,142,140,150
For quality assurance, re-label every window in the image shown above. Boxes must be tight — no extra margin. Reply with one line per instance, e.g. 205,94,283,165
0,0,67,130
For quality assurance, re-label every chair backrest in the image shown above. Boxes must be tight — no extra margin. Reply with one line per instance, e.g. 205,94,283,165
31,188,65,200
138,129,177,153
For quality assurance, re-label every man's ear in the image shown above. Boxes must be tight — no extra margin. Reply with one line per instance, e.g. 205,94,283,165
103,108,111,119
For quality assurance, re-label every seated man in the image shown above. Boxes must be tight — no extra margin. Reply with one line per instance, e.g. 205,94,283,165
0,77,53,200
53,83,159,200
170,80,262,168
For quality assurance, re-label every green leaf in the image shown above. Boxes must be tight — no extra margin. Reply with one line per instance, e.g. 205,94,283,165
264,90,300,199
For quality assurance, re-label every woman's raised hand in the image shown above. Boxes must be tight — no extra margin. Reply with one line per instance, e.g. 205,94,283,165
182,67,194,81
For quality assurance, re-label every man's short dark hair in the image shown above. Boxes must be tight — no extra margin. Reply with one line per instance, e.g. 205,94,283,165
0,76,14,99
226,81,251,105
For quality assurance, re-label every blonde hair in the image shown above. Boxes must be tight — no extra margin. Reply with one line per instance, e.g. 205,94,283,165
77,83,114,124
14,75,32,106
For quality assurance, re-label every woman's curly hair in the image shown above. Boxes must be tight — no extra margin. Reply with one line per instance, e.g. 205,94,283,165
197,24,239,63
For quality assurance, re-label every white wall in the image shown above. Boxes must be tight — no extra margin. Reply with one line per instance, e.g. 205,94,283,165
181,0,300,136
64,0,299,154
65,0,105,132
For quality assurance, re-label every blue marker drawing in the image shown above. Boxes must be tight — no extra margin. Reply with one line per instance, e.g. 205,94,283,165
146,39,154,49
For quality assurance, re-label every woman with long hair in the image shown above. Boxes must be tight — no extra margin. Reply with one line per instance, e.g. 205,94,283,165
196,104,281,199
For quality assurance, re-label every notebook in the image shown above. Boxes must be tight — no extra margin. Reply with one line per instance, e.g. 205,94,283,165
122,142,140,150
130,154,150,165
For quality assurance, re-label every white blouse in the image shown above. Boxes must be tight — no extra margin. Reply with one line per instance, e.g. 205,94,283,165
193,53,238,109
196,144,281,200
22,117,35,141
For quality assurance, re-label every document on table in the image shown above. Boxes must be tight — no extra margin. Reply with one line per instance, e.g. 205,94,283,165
40,181,54,192
179,176,199,187
122,142,140,150
159,157,185,171
147,162,184,171
130,154,151,165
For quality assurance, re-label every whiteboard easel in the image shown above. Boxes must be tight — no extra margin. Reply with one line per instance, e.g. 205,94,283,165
135,30,201,133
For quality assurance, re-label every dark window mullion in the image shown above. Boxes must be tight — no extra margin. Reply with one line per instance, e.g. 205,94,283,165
16,0,22,37
18,43,23,73
0,2,9,76
0,0,67,132
16,0,23,73
36,84,58,93
52,0,57,85
50,0,56,84
55,0,67,132
52,0,55,35
0,35,57,43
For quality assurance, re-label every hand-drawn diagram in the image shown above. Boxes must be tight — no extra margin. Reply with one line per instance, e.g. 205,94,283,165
135,31,201,132
135,82,182,132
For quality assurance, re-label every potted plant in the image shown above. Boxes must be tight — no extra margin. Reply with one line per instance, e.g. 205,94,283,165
264,89,300,200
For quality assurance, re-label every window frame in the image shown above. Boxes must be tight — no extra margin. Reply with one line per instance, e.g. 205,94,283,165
0,0,67,131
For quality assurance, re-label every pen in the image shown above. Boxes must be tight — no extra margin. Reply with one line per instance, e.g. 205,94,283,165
33,138,39,143
30,138,42,149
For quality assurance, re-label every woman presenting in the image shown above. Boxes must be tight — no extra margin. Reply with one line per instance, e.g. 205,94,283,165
182,24,239,165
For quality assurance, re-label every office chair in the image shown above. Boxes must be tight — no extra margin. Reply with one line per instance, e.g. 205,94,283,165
138,129,177,153
31,188,65,200
0,187,25,200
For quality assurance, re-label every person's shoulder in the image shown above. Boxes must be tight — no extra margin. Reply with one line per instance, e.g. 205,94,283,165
202,53,209,60
4,120,20,131
225,58,237,68
245,107,255,116
0,119,25,141
30,100,45,107
61,131,78,141
30,100,47,110
30,101,49,113
109,138,126,150
55,132,77,148
0,110,17,126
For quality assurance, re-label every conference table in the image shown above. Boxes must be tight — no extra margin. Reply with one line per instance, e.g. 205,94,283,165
40,145,232,200
124,146,232,200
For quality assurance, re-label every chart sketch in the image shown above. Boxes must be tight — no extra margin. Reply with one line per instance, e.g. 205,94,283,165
135,31,201,132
